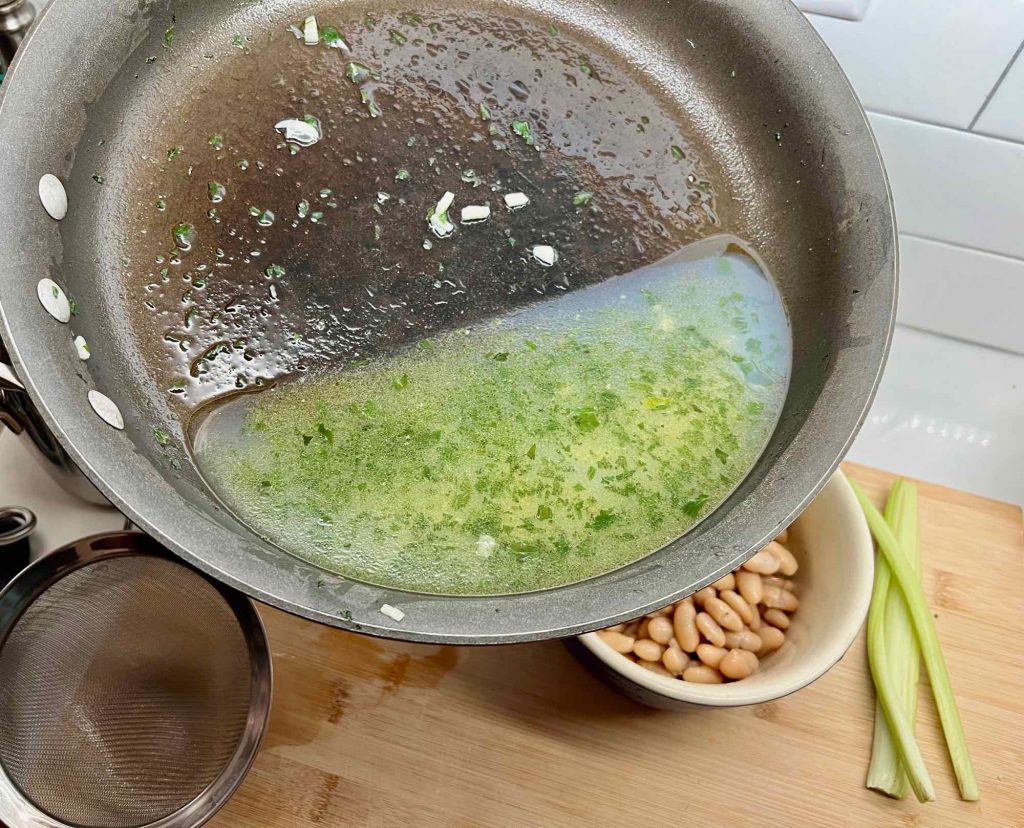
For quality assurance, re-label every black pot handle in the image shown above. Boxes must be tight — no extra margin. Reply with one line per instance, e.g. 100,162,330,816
0,505,34,588
1,337,111,506
0,0,35,75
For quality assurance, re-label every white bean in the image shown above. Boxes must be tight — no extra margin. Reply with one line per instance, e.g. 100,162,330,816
598,630,635,654
736,570,763,605
695,612,726,647
763,608,791,630
673,600,700,652
742,547,781,575
705,596,744,632
633,638,665,662
683,664,723,684
769,542,799,576
647,616,674,645
696,643,727,669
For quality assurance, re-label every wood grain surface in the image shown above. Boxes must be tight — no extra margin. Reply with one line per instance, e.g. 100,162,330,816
211,464,1024,827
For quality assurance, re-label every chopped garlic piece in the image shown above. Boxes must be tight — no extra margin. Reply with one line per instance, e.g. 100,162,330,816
74,335,90,361
303,15,319,45
504,192,529,210
380,604,406,622
476,535,497,558
460,204,491,224
377,192,391,204
428,191,456,238
435,191,455,214
275,119,321,147
287,24,304,39
531,245,558,267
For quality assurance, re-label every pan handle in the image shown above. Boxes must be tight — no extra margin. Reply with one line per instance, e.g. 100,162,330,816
0,0,35,75
0,338,111,506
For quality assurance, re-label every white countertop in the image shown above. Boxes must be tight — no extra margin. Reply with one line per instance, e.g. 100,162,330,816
848,326,1024,504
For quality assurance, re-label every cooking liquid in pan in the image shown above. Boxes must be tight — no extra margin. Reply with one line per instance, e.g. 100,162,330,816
193,246,790,595
122,6,791,594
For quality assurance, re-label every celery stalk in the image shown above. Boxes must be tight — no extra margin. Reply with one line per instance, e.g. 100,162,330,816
852,480,980,802
866,479,922,798
864,533,935,801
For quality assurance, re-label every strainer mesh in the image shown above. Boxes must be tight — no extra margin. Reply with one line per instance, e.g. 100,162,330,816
0,556,254,828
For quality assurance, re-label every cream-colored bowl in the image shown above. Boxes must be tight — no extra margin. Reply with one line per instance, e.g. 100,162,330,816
570,469,873,709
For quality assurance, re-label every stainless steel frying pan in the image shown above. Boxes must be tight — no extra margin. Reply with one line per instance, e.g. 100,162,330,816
0,0,895,643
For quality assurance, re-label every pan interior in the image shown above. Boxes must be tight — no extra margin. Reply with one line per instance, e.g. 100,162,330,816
73,2,792,593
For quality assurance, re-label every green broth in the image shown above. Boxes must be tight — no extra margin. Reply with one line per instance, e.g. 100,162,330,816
192,242,790,594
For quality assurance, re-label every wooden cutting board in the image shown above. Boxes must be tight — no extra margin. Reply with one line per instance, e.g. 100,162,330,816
210,464,1024,827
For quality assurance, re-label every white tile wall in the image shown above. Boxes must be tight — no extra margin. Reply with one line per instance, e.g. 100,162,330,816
973,51,1024,141
869,113,1024,261
848,326,1024,503
807,1,1024,129
803,2,1024,355
794,0,872,21
897,236,1024,354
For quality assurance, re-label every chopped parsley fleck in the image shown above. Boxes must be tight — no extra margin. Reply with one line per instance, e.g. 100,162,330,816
586,510,619,530
643,396,671,411
167,146,182,160
345,61,371,84
320,26,347,49
264,264,285,278
548,23,559,36
479,102,492,121
172,223,195,249
395,168,411,181
572,407,600,432
683,494,710,517
389,29,407,45
511,118,535,146
572,191,593,206
671,145,685,160
208,134,224,149
154,427,171,446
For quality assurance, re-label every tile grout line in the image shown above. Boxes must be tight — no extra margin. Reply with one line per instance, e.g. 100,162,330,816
864,108,1024,146
899,232,1024,265
967,38,1024,131
893,322,1024,360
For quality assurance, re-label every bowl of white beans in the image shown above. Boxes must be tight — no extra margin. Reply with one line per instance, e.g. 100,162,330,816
569,470,874,709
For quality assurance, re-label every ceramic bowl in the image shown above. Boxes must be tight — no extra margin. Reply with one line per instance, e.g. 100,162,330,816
569,469,874,709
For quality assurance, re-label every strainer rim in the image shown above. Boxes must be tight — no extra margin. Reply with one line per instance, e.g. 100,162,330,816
0,531,272,828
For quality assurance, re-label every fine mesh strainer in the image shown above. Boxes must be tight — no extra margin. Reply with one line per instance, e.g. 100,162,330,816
0,532,272,828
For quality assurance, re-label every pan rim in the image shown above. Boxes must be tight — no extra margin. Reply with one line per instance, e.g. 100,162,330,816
0,0,896,644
